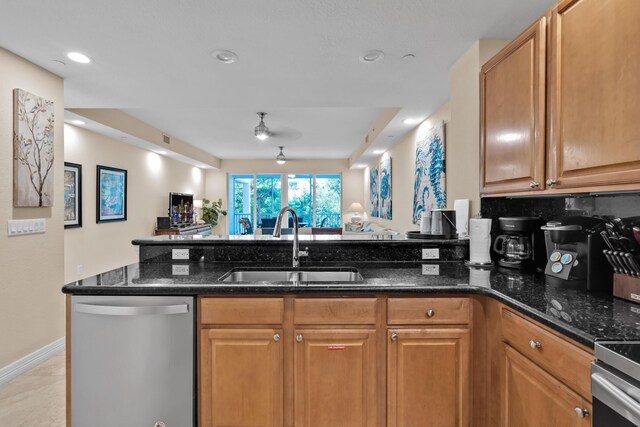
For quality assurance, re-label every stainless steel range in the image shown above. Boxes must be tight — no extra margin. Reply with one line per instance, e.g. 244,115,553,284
593,342,640,426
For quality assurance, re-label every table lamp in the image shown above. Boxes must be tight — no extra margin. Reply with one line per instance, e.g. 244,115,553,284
347,202,364,224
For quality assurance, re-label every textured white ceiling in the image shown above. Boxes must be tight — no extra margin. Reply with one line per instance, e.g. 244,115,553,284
0,0,555,159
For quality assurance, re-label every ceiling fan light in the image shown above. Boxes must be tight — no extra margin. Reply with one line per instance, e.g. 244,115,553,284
254,112,270,141
276,146,286,164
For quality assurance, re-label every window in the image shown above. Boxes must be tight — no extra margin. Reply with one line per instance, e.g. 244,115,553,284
315,174,341,228
287,175,313,227
228,173,342,234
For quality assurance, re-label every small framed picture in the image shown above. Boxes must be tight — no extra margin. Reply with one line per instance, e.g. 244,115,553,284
64,162,82,228
96,165,127,223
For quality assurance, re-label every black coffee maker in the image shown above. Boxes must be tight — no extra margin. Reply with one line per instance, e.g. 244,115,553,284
541,216,612,291
493,217,544,270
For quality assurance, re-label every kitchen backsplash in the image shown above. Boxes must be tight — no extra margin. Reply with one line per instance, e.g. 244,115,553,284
480,193,640,223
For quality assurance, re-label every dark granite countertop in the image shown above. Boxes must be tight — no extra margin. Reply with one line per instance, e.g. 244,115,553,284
132,234,470,246
62,261,640,348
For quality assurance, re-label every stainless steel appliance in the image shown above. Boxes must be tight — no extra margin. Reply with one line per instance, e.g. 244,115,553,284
593,342,640,426
493,217,542,270
71,296,194,427
542,216,612,291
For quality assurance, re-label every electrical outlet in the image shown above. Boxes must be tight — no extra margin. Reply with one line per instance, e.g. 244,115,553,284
422,264,440,275
7,219,46,236
172,265,190,275
172,249,190,260
422,248,439,260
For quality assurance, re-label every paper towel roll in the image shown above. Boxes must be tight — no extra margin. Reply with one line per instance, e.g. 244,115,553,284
469,218,492,264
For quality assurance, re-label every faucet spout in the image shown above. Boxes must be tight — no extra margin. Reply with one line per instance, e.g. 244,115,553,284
273,206,307,267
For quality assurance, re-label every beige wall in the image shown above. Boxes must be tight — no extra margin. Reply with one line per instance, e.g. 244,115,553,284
64,125,205,282
363,40,508,234
0,48,65,367
364,103,451,233
448,40,508,215
205,159,364,234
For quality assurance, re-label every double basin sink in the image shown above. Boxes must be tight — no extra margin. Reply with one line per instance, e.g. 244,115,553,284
220,267,364,284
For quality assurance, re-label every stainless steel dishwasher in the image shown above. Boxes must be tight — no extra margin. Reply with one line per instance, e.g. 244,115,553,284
71,295,194,427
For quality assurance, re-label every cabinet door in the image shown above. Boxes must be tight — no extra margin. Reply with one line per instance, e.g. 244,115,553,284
480,18,547,194
294,329,377,427
548,0,640,189
387,328,470,427
199,328,283,427
503,345,591,427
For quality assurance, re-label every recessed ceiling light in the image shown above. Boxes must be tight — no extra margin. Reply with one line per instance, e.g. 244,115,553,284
51,59,66,66
157,150,167,155
70,120,85,126
402,118,421,125
212,49,238,64
373,149,385,155
402,54,416,61
359,50,385,63
66,52,91,64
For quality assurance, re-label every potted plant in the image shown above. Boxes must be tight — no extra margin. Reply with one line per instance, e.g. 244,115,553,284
201,198,227,227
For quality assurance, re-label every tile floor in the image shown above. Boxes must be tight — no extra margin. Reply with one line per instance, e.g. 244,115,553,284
0,352,66,426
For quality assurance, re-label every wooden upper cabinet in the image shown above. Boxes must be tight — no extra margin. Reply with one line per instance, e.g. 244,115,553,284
548,0,640,189
503,345,591,427
387,328,470,427
199,328,283,427
480,18,547,195
294,329,377,427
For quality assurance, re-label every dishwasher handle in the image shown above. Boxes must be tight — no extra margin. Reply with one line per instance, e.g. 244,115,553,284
592,372,640,422
74,302,189,316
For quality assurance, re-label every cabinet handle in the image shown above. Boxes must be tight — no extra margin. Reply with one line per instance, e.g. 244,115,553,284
546,178,558,186
426,309,435,318
390,332,398,342
529,181,540,188
574,407,589,418
296,334,303,343
529,340,542,350
273,333,281,342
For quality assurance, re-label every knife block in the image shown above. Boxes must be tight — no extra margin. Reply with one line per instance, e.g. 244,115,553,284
613,273,640,305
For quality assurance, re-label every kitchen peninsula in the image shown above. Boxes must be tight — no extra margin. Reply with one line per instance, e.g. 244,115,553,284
63,234,640,427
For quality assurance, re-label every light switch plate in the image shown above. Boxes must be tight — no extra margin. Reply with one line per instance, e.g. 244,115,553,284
7,219,46,236
422,248,440,260
172,248,190,260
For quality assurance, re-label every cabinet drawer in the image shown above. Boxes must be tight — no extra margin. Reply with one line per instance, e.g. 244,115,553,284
200,298,283,325
294,298,377,325
501,308,593,399
388,298,470,325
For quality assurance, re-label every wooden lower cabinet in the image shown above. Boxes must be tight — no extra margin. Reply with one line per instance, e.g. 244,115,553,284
199,328,283,427
503,344,591,427
293,329,377,427
387,328,470,427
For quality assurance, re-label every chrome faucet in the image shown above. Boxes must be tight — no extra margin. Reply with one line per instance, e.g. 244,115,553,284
273,206,309,268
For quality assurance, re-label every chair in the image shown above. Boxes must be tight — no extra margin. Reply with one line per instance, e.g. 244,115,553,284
261,218,276,228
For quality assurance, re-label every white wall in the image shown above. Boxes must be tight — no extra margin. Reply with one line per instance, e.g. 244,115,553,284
0,48,65,367
205,159,364,234
64,124,205,282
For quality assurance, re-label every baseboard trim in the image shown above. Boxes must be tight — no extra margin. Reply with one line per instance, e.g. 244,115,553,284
0,337,65,386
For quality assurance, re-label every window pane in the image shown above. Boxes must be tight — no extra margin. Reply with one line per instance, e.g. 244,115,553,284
256,175,281,229
315,174,341,228
229,175,254,235
287,174,312,227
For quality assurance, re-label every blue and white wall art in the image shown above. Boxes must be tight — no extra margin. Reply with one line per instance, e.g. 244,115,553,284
369,165,379,217
380,156,392,220
413,121,446,224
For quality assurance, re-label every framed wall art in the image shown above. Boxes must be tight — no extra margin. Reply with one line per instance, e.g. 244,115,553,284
13,88,55,207
380,156,392,220
64,162,82,228
413,121,446,224
96,165,127,223
369,165,379,217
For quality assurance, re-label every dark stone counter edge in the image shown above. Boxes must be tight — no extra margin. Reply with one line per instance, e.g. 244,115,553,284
131,238,470,246
62,282,599,349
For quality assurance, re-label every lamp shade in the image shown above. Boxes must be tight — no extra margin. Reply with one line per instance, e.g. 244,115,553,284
347,202,364,212
193,199,203,209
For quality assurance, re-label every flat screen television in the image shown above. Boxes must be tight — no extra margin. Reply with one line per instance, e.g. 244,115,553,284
169,192,194,227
